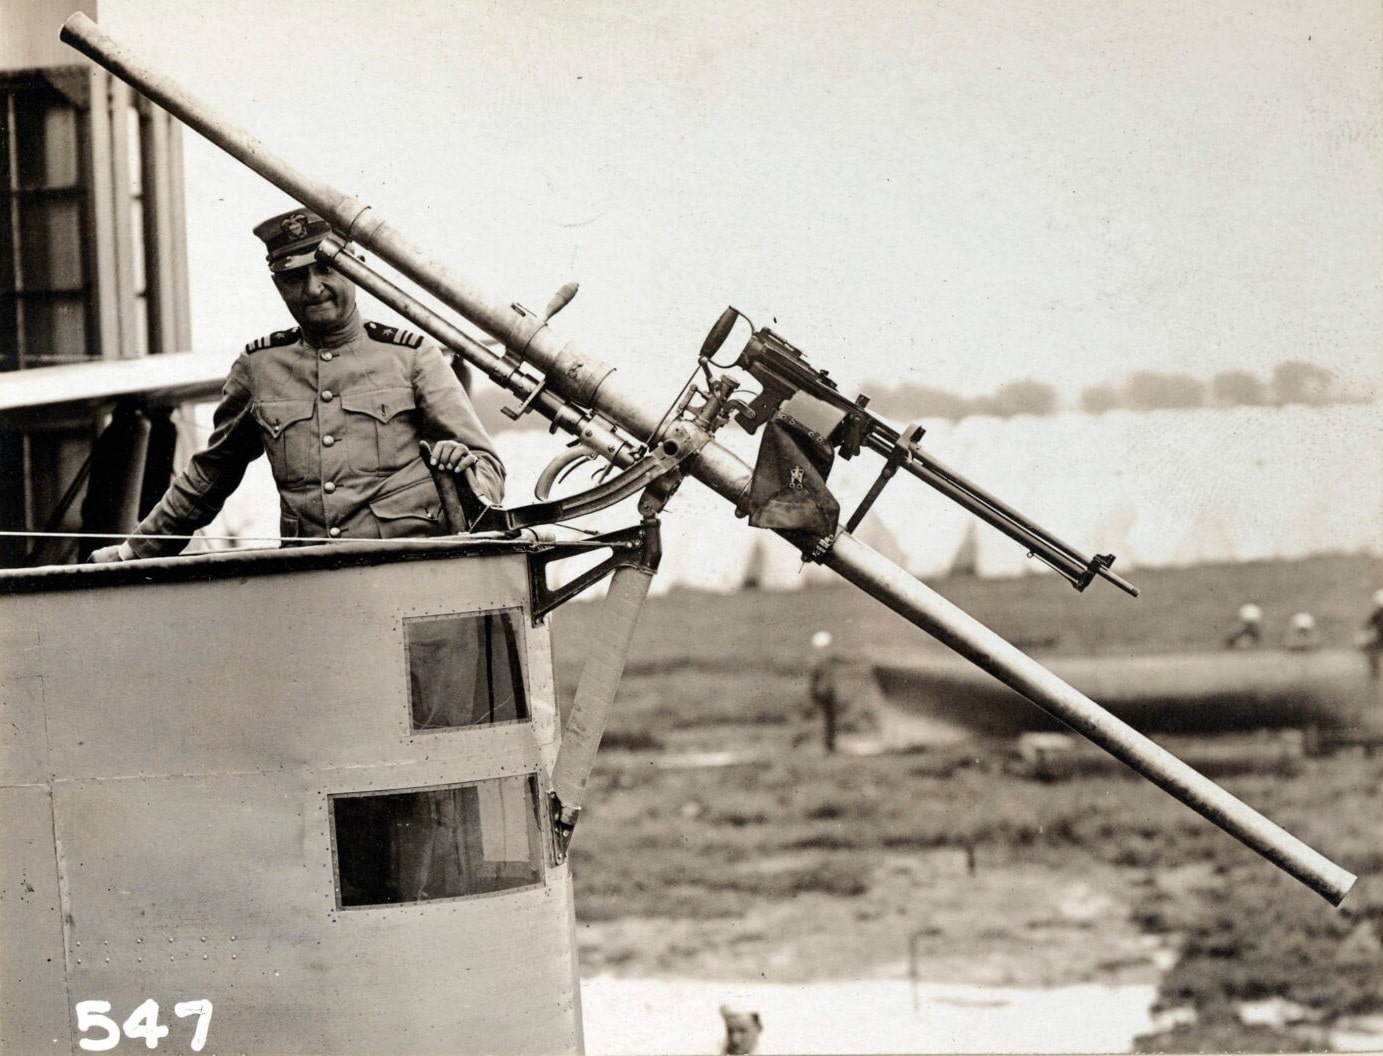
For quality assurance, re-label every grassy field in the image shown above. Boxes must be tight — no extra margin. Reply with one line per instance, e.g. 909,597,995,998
550,552,1383,1053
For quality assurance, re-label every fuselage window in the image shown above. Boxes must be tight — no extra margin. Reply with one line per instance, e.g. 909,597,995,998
331,775,544,908
405,610,528,730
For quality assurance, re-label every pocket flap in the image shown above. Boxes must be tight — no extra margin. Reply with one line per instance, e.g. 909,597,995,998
252,399,315,438
369,476,441,524
341,387,416,424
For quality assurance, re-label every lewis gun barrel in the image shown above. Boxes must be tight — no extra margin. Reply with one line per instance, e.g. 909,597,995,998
59,12,1356,906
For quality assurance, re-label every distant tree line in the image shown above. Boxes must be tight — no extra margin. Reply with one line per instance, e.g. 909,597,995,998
478,359,1364,432
1078,360,1348,414
863,360,1364,422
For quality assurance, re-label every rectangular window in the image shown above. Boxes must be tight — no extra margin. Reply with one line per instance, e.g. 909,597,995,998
3,75,93,371
331,776,544,908
405,610,528,731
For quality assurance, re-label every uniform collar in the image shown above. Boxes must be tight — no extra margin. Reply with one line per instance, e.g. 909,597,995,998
300,307,364,350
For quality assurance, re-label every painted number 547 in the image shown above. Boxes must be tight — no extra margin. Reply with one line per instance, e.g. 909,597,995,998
75,999,213,1052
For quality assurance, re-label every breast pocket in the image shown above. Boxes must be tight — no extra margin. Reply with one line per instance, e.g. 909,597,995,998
251,399,316,485
340,387,417,474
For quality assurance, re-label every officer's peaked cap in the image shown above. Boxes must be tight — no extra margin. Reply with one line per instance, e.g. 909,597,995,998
253,207,337,272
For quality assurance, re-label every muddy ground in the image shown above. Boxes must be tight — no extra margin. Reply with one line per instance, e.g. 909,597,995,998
552,555,1383,1053
578,841,1175,988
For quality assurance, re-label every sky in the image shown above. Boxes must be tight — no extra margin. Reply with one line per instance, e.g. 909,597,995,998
95,0,1382,406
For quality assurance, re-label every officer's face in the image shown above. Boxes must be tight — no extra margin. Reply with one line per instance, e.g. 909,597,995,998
272,260,356,334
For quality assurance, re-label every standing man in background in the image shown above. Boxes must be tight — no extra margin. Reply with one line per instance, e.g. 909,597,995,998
809,630,840,753
92,208,503,561
1360,590,1383,679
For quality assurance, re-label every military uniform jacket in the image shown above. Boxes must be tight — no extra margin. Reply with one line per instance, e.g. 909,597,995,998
126,318,505,558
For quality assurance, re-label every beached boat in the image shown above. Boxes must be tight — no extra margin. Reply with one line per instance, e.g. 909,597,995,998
848,648,1381,746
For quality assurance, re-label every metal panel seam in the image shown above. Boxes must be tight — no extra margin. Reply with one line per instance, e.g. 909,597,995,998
38,666,54,781
47,782,77,1052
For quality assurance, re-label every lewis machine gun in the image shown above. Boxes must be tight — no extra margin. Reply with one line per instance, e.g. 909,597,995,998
60,14,1353,915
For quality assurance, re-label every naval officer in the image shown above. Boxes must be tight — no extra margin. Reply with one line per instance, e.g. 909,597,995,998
91,208,504,561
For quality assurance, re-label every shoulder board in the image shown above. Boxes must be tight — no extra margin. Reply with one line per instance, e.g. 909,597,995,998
244,328,301,353
365,321,424,348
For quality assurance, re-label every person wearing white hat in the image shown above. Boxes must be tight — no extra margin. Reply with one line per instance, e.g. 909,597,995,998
1224,602,1264,649
809,630,839,752
1284,611,1319,651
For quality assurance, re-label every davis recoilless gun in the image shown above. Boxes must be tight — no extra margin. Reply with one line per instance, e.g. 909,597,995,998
61,12,1356,907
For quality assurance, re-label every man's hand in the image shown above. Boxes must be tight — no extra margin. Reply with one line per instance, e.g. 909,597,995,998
89,541,136,563
428,440,478,475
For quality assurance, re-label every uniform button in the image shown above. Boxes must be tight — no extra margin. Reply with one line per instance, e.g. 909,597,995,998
320,351,333,362
321,390,334,401
324,481,336,494
328,527,341,538
323,435,335,446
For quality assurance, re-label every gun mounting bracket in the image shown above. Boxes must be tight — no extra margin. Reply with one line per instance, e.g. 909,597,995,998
844,421,924,535
500,373,551,423
527,520,662,622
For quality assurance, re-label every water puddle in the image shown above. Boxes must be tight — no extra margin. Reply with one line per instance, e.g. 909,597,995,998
581,975,1158,1054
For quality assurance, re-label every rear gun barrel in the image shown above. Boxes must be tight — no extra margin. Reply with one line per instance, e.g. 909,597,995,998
60,13,1355,905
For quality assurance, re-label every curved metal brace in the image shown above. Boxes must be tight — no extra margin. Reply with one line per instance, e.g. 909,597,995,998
473,439,691,533
535,446,599,501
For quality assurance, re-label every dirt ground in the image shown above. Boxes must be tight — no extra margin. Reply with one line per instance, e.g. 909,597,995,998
577,848,1175,990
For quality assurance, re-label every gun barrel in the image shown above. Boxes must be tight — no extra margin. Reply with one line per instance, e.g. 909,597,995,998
62,13,1354,906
